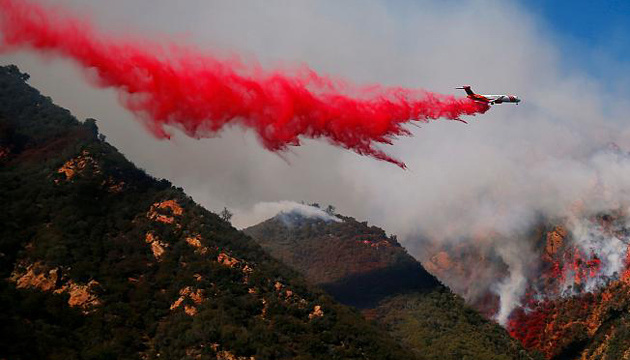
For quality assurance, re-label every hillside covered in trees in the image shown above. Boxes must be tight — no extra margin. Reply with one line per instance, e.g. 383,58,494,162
0,64,420,360
245,213,537,360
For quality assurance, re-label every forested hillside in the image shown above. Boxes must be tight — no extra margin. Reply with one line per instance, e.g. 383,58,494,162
245,213,440,308
0,64,418,360
245,214,536,360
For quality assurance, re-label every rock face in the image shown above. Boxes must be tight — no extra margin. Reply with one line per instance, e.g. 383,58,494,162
170,286,206,316
145,232,168,259
544,226,567,259
11,262,59,292
217,252,240,268
58,280,101,310
147,200,183,225
57,150,98,181
308,305,324,320
0,65,416,360
10,262,101,312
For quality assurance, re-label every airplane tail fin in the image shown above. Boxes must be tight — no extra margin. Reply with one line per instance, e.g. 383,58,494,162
455,85,475,96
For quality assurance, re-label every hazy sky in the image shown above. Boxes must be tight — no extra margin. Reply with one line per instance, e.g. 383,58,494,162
3,0,630,322
1,0,628,231
2,0,629,230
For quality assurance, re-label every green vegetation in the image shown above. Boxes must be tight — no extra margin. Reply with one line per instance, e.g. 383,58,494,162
245,215,440,308
0,65,417,360
376,290,538,360
245,211,535,360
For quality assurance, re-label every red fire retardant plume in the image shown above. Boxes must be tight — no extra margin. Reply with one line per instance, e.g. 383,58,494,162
0,0,489,168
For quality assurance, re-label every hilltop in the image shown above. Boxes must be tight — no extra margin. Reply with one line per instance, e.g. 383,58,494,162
245,212,440,308
245,211,534,360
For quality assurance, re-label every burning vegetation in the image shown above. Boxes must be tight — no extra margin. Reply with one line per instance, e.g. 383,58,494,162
421,209,630,358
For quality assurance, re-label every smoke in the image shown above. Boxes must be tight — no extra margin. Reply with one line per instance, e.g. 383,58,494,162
419,147,630,325
3,0,630,327
0,0,489,169
563,215,629,294
493,253,528,325
233,201,340,229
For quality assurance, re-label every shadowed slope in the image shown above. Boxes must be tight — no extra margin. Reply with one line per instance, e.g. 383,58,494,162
245,214,439,308
245,211,534,360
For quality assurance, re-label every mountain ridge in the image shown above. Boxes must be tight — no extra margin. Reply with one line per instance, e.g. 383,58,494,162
244,209,535,360
0,64,418,360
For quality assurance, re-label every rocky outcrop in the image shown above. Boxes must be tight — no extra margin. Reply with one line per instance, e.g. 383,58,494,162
170,286,206,316
147,199,183,225
10,262,59,291
10,262,100,312
308,305,324,320
56,280,101,310
186,234,210,255
145,232,168,260
57,150,98,181
424,251,453,274
217,252,240,268
544,226,567,259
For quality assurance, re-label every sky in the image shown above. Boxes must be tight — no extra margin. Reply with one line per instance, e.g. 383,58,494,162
3,0,630,324
530,0,630,41
528,0,630,50
522,0,630,88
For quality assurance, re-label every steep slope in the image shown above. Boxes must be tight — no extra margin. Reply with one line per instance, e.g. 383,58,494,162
424,213,630,359
0,65,418,360
244,212,533,360
245,213,440,308
506,216,630,360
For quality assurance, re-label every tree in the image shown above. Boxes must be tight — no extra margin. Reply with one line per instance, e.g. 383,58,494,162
83,118,99,139
325,205,336,216
220,207,233,223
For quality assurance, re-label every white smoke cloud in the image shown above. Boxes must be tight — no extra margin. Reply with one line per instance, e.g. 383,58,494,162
493,249,529,325
566,216,629,294
232,201,340,229
3,0,630,325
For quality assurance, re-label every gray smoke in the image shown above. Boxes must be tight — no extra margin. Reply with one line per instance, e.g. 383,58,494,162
564,215,629,295
3,0,630,325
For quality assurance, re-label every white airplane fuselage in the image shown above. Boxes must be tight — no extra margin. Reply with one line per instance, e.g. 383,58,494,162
480,94,520,104
456,86,521,105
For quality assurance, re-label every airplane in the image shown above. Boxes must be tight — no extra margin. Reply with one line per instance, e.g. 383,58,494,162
456,85,521,105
